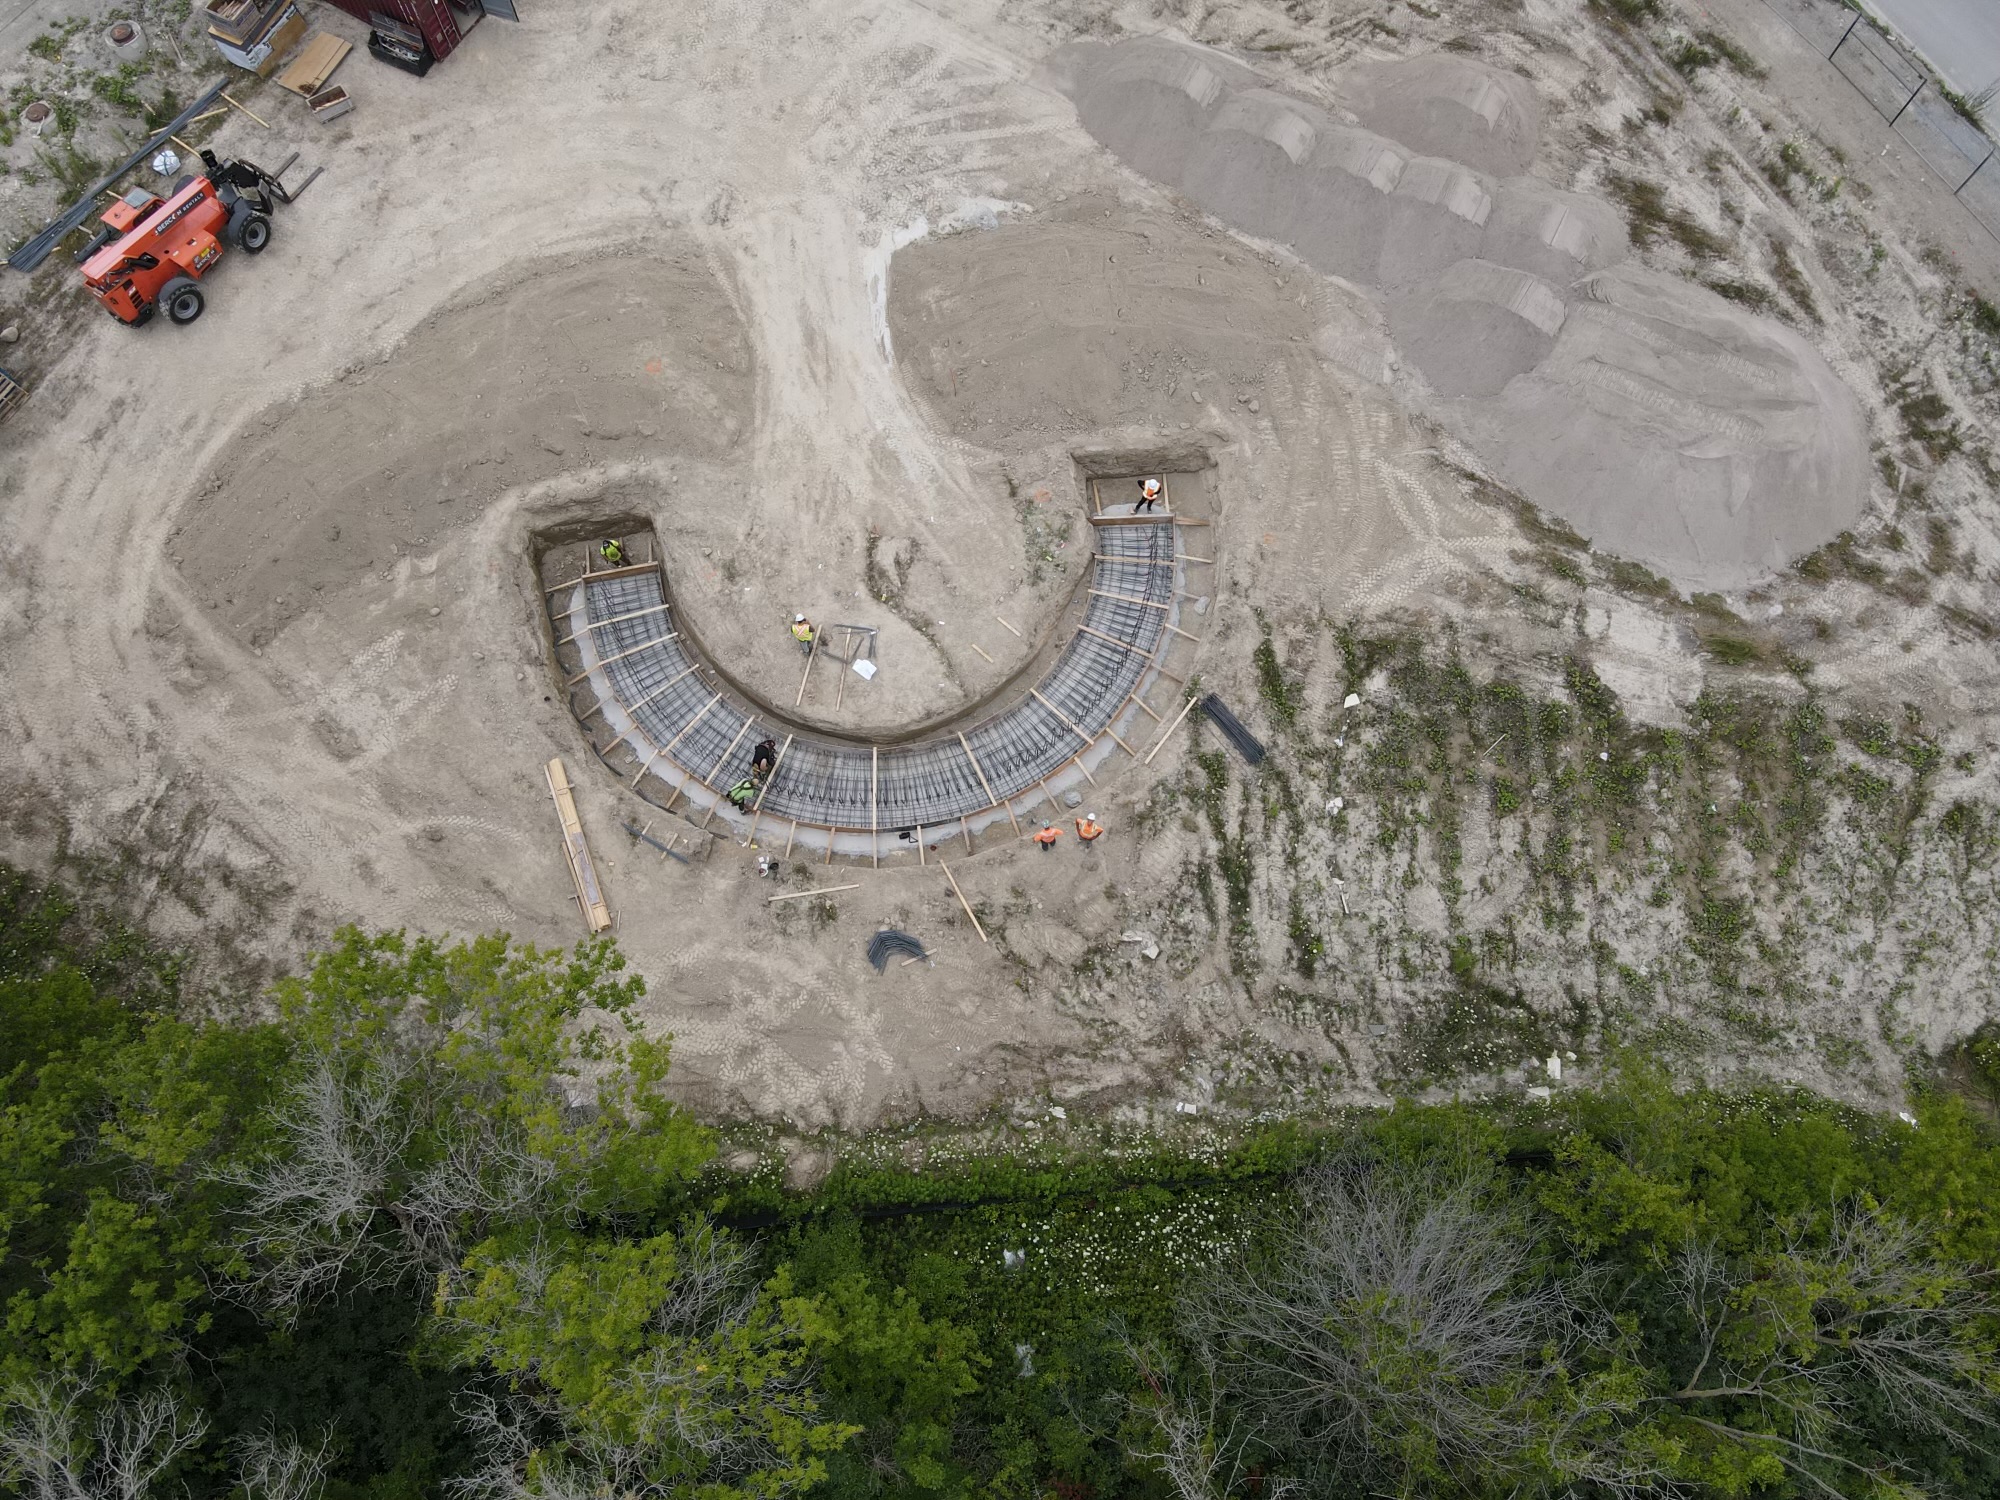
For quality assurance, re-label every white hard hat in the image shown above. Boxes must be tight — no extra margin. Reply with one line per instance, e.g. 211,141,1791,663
795,613,805,622
1086,813,1096,822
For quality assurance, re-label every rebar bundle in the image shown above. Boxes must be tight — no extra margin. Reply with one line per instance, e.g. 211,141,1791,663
1201,694,1266,765
867,928,930,971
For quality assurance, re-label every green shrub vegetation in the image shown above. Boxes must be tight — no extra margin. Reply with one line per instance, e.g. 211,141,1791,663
3,862,2000,1499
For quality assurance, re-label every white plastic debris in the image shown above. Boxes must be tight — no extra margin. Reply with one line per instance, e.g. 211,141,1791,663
852,659,877,680
1598,751,1610,762
1325,796,1345,814
151,148,180,176
1898,1110,1919,1128
1545,1054,1562,1080
1003,1249,1025,1269
1015,1343,1036,1377
1048,1105,1067,1120
1175,1100,1200,1115
1525,1085,1553,1103
1343,692,1362,708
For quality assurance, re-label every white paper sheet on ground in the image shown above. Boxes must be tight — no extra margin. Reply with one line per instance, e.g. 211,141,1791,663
852,659,877,680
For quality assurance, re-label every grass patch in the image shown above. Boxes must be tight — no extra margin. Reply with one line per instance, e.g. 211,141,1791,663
1703,635,1764,667
1796,531,1887,587
1897,387,1961,462
1254,632,1301,729
1597,555,1677,600
1704,276,1775,312
1606,174,1728,259
1698,28,1766,77
1768,239,1818,322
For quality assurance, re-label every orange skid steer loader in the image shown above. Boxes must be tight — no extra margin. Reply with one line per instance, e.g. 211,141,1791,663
76,149,321,327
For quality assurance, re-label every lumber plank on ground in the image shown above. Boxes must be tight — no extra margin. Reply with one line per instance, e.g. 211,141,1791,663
276,32,351,95
545,758,612,934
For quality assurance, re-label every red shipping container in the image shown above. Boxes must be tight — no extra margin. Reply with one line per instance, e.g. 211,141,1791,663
323,0,465,63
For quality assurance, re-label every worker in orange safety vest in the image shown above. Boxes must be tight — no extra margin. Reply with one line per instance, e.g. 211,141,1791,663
1032,822,1062,852
1074,813,1104,844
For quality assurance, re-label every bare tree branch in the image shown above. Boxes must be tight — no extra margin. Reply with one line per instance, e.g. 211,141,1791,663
234,1426,335,1500
1176,1157,1582,1493
0,1371,207,1500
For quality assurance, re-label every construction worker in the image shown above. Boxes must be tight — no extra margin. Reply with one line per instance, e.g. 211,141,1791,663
752,738,778,779
791,613,816,656
1135,477,1163,513
600,537,625,565
1075,812,1104,845
726,776,759,811
1032,821,1062,853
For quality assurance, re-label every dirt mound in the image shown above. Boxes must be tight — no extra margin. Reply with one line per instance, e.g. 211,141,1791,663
1481,179,1628,287
885,195,1314,441
1339,53,1542,179
1051,43,1497,290
1446,265,1871,586
1049,36,1870,584
170,256,754,651
1389,260,1564,398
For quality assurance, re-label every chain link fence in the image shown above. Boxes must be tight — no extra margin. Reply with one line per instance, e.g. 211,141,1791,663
1764,0,1999,243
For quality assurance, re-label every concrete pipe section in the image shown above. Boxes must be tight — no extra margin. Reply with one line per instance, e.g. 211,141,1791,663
544,483,1210,859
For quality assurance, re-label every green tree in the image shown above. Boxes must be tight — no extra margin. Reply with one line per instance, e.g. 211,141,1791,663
220,929,712,1313
779,1268,985,1495
439,1222,854,1500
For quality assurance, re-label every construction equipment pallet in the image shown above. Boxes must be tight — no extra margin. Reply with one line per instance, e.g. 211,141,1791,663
0,368,26,424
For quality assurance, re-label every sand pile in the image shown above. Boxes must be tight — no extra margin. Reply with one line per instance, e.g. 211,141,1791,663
1046,37,1872,585
1389,260,1565,398
1453,266,1870,583
1340,54,1540,179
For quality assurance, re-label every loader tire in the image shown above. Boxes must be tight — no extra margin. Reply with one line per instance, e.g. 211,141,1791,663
238,212,272,254
159,277,205,326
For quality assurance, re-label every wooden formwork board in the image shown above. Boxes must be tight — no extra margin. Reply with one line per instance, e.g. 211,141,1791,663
545,757,612,933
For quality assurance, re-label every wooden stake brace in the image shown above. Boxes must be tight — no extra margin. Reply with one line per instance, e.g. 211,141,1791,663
626,663,702,716
960,733,1018,834
1075,623,1153,659
744,733,795,843
767,884,861,904
564,633,678,686
1030,688,1091,747
662,694,723,756
939,861,989,943
794,636,820,707
543,560,661,595
555,601,671,645
1090,588,1170,611
1144,696,1201,764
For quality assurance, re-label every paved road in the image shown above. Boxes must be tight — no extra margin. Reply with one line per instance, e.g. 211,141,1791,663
1865,0,2000,99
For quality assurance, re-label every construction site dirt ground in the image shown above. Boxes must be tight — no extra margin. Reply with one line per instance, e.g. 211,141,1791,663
5,0,2000,1132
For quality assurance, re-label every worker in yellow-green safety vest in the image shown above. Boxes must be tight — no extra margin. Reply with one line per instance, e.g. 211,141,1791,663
727,776,759,811
600,538,624,565
791,614,815,656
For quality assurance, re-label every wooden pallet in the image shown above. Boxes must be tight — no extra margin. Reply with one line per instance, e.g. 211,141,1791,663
0,368,26,424
545,757,612,933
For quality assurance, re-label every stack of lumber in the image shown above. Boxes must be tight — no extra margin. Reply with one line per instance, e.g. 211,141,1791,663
204,0,307,75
